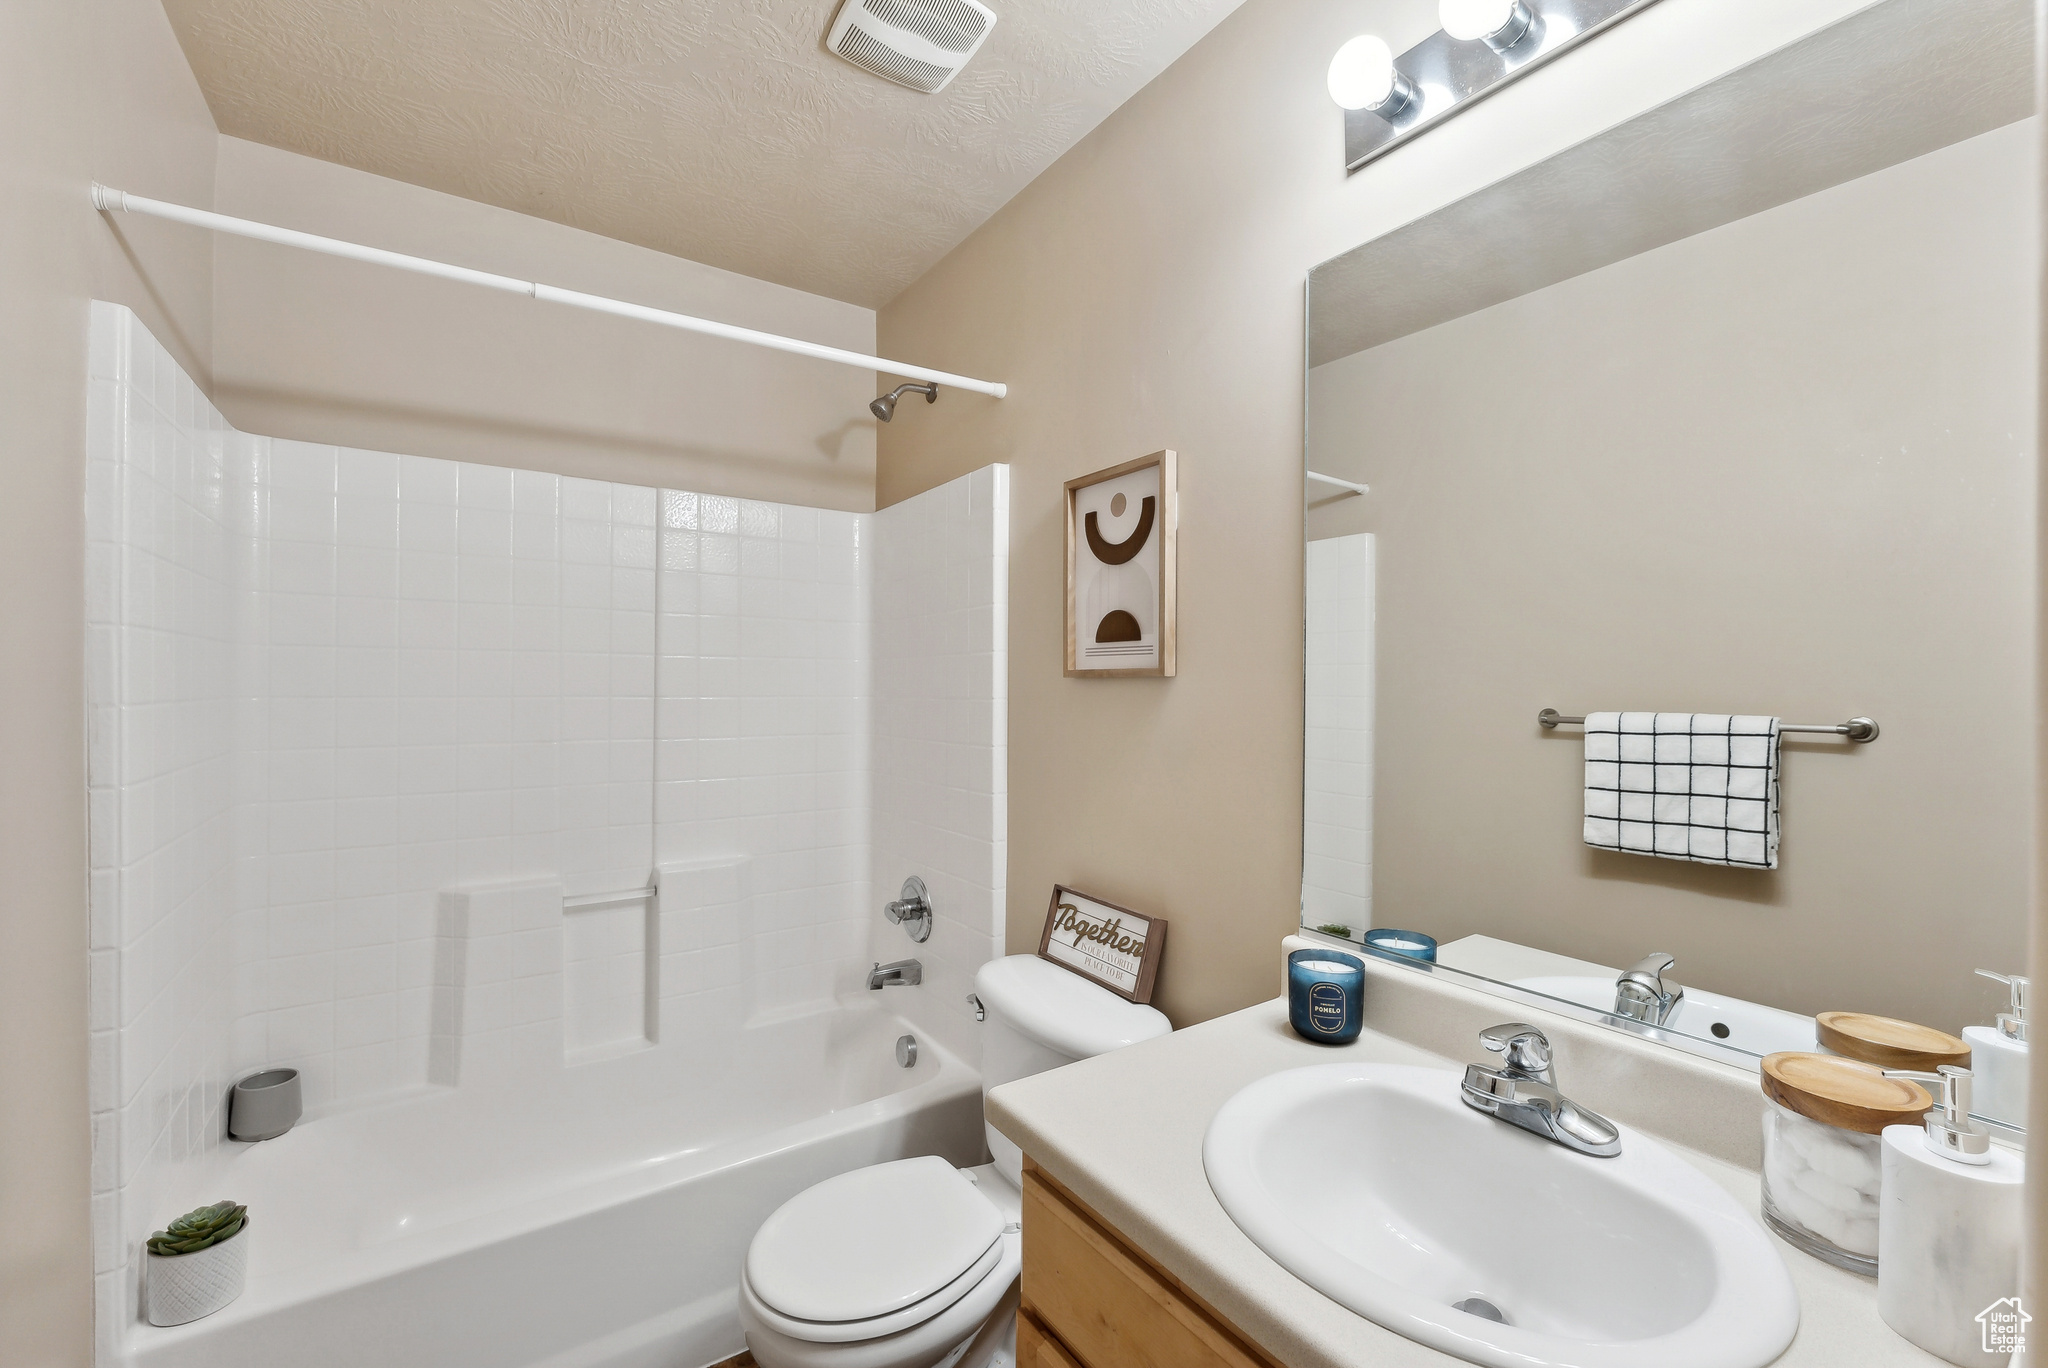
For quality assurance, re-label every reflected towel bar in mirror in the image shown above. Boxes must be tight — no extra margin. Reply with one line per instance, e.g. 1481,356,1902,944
1537,709,1879,742
1302,471,1368,497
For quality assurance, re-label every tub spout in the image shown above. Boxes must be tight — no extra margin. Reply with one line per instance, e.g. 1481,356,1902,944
868,959,923,990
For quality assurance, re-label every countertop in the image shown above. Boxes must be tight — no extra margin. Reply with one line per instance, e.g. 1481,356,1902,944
986,983,1948,1368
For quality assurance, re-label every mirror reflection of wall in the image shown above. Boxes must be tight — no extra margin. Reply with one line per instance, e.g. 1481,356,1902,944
1303,534,1374,940
1301,0,2036,1122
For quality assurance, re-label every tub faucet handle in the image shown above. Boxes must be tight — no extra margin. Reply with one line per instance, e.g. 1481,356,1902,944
884,876,933,943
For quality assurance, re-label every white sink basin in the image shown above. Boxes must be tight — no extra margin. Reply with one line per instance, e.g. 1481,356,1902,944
1203,1063,1798,1368
1512,976,1819,1057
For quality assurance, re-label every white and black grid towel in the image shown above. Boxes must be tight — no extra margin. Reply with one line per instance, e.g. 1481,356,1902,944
1582,712,1780,869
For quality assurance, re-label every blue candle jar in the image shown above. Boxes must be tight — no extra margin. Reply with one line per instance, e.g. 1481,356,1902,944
1363,928,1438,963
1289,948,1365,1044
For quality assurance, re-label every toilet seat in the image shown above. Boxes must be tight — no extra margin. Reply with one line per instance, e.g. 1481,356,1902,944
742,1237,1005,1342
746,1156,1006,1331
739,1231,1021,1368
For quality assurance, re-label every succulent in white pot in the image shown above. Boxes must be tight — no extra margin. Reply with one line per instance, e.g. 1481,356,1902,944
144,1200,248,1327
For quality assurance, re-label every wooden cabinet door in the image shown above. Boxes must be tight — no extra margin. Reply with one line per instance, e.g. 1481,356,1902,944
1020,1169,1275,1368
1017,1307,1088,1368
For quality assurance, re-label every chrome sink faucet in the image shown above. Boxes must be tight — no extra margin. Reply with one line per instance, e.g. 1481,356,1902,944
1615,952,1684,1026
867,958,923,990
1461,1023,1621,1158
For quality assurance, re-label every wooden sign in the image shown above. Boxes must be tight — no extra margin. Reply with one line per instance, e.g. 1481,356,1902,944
1036,885,1167,1004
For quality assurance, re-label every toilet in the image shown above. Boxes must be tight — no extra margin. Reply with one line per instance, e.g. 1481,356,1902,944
738,955,1172,1368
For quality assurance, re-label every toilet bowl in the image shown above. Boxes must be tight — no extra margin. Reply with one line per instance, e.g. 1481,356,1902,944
739,955,1171,1368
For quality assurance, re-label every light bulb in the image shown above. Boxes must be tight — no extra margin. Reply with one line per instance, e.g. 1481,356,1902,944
1326,34,1414,115
1439,0,1535,50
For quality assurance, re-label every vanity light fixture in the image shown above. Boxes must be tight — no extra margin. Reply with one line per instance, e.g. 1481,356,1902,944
1333,0,1665,173
1439,0,1536,52
1326,34,1417,116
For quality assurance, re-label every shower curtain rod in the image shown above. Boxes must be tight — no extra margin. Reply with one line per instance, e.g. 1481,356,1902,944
91,184,1009,400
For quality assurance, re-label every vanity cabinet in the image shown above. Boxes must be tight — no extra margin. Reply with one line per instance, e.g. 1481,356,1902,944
1019,1159,1280,1368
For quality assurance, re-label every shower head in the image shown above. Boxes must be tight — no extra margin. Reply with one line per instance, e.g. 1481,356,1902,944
871,383,938,422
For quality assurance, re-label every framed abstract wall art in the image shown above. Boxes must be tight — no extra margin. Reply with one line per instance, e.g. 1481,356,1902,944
1064,450,1177,677
1036,885,1167,1004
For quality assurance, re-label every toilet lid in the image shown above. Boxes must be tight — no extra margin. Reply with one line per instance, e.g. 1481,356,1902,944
741,1237,1008,1343
746,1157,1004,1325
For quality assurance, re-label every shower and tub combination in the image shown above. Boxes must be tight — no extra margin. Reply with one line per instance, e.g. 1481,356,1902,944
86,302,1010,1368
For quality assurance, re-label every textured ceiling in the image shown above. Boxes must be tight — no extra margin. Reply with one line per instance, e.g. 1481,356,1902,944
162,0,1247,306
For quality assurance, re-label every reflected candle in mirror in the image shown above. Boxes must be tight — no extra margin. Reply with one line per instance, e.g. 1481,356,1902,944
1363,928,1437,963
1290,949,1365,1044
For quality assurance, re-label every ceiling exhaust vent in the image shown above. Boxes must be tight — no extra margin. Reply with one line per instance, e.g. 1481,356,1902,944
826,0,997,94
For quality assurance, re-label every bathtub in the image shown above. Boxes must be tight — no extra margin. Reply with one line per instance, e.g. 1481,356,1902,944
124,1000,984,1368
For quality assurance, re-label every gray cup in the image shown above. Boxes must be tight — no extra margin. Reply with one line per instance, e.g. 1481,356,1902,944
229,1068,302,1142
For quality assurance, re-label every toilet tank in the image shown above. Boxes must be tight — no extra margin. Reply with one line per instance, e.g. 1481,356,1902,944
973,955,1172,1184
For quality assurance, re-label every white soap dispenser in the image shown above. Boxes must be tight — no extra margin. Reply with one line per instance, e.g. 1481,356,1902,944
1876,1065,2024,1366
1965,969,2029,1130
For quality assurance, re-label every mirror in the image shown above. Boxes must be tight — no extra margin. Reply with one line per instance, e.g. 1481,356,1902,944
1302,0,2037,1132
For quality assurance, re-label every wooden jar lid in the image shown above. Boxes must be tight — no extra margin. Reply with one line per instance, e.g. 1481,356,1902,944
1815,1011,1970,1070
1761,1052,1932,1135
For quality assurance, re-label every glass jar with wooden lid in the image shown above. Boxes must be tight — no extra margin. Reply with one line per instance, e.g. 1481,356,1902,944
1760,1052,1933,1273
1815,1012,1971,1071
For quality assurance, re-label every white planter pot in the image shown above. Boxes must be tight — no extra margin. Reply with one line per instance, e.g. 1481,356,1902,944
144,1229,247,1327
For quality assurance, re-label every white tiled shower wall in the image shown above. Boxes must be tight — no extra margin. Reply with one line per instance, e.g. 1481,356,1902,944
85,306,247,1330
86,304,1006,1352
654,490,873,1014
871,468,1008,1064
238,446,673,1103
1302,533,1374,933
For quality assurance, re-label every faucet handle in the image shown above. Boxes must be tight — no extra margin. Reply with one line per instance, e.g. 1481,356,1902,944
1614,953,1683,1026
1625,952,1677,981
1479,1023,1552,1075
883,876,934,943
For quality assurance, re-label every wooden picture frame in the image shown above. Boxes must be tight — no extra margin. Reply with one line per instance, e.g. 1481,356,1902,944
1064,451,1177,677
1036,885,1168,1004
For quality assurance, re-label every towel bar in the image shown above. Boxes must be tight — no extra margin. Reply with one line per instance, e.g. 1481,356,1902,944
1537,709,1879,743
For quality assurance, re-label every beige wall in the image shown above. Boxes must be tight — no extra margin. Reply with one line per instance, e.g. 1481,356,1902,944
1309,120,2034,1031
874,0,1885,1028
0,3,218,1362
213,137,879,511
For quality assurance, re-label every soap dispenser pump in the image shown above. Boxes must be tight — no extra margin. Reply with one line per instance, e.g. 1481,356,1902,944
1881,1065,1990,1164
1875,1065,2024,1366
1964,969,2028,1129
